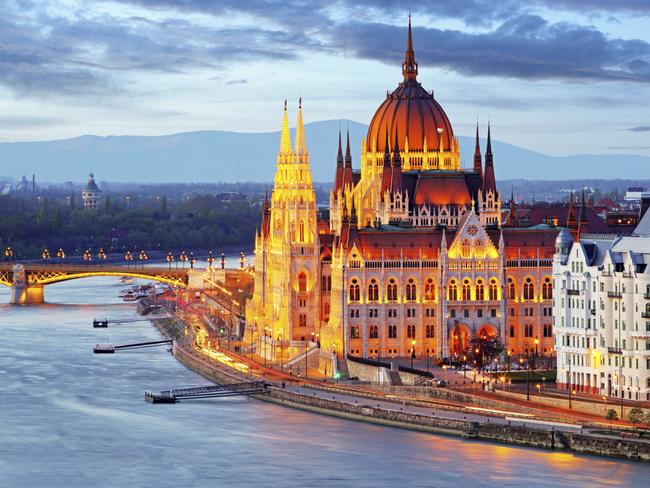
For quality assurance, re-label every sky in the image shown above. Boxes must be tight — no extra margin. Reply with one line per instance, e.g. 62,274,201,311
1,0,650,157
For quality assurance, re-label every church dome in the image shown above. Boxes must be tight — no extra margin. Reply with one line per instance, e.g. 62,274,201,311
366,19,454,153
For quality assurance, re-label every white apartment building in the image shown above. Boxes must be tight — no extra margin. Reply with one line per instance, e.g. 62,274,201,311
553,213,650,402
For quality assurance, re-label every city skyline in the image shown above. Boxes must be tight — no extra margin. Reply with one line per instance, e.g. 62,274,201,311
1,1,649,159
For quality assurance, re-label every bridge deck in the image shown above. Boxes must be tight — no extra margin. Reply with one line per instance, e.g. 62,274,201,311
145,381,267,403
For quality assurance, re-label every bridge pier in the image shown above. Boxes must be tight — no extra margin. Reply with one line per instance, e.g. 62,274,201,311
10,285,44,304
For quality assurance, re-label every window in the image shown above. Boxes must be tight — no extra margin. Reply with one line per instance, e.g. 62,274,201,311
387,308,397,318
425,325,435,338
524,324,533,337
407,325,416,338
406,279,417,302
523,278,534,301
462,239,471,258
510,326,515,338
489,279,498,301
299,314,307,327
448,280,458,301
350,325,360,339
476,280,485,301
349,280,360,302
508,278,516,300
424,279,435,301
369,325,379,339
387,279,398,301
388,325,398,339
299,219,305,242
542,277,552,300
368,308,378,318
368,280,379,301
462,279,471,301
298,273,307,292
543,324,553,338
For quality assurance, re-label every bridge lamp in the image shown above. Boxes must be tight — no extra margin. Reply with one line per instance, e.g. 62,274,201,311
139,250,148,268
207,251,214,269
5,247,13,260
124,251,133,267
240,251,245,269
180,251,187,268
190,252,195,269
83,250,92,262
98,248,107,261
167,252,174,269
221,252,225,270
57,249,65,259
42,249,50,260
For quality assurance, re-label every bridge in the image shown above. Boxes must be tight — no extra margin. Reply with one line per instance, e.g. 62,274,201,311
0,262,193,304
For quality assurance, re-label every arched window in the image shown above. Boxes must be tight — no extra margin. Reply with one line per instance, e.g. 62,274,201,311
368,280,379,301
474,239,483,257
299,219,305,242
387,279,398,301
462,239,471,258
462,279,471,301
369,325,379,339
523,278,534,301
349,279,360,302
406,279,417,302
298,272,307,292
542,277,552,300
476,280,485,301
424,279,435,301
448,280,458,301
489,279,499,301
508,278,516,300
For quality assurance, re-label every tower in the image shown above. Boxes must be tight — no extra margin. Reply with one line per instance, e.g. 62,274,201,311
478,123,501,226
247,100,320,358
82,172,101,210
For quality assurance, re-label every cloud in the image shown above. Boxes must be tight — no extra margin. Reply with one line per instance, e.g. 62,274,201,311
627,126,650,131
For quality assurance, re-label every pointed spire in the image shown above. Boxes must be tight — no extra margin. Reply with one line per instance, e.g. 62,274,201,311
482,121,496,194
337,127,343,167
441,227,447,252
402,14,418,81
383,127,391,168
579,189,588,223
567,191,577,229
473,121,482,175
294,97,307,159
392,127,401,167
344,127,352,168
278,99,292,160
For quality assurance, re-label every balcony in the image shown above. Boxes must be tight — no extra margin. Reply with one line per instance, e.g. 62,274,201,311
631,330,650,338
607,291,623,298
607,347,622,354
566,288,580,296
643,312,650,319
602,271,613,277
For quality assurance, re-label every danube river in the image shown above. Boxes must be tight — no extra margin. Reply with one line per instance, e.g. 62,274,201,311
0,277,647,487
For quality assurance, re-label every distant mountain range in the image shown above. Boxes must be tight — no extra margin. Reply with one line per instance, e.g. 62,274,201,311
1,120,649,184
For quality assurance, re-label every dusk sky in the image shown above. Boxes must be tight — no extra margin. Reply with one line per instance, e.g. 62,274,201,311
1,0,650,157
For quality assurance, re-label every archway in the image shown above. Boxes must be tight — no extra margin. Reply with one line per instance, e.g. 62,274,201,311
449,321,470,358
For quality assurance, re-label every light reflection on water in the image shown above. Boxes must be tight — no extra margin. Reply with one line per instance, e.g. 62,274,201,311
0,278,647,488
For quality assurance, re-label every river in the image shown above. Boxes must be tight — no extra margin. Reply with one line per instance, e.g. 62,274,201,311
0,277,647,487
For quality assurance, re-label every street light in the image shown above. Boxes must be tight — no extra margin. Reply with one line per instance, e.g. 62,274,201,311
411,339,416,368
139,250,148,268
124,251,133,267
190,251,196,269
240,251,245,269
97,248,106,262
207,251,214,268
4,247,13,260
180,251,188,268
221,252,225,270
42,249,50,260
167,252,174,269
83,249,92,263
57,248,65,260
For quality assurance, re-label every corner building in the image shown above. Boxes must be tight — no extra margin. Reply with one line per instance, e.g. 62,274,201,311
247,20,560,374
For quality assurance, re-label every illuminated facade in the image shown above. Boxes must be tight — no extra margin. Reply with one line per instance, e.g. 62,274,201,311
553,215,650,402
247,19,560,374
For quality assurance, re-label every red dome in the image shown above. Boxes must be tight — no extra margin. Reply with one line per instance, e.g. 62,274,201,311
366,17,454,153
366,82,454,153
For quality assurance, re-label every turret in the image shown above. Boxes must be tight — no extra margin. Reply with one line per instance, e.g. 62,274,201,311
342,128,353,190
402,14,418,81
278,100,293,164
482,122,496,195
334,128,344,192
473,122,482,177
294,98,308,162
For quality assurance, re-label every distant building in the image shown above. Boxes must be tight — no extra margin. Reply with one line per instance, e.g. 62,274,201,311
82,173,101,209
553,211,650,402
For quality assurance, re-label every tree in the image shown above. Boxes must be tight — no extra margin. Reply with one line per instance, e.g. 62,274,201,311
628,407,645,430
605,409,618,430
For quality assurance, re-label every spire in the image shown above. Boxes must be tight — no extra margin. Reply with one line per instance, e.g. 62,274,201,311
402,14,418,81
381,128,393,195
390,128,403,193
278,100,292,160
295,97,307,158
344,127,352,168
579,189,588,224
383,127,391,168
392,127,401,167
508,187,517,227
482,122,496,194
334,127,344,192
337,127,343,168
473,121,482,176
567,191,577,229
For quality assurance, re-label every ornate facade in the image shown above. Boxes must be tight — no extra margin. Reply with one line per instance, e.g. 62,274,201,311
247,19,561,374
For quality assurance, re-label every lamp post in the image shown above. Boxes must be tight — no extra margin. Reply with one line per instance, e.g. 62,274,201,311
57,248,65,261
240,251,245,269
124,251,133,268
83,249,92,263
189,252,195,269
98,248,106,264
139,250,148,268
411,339,416,368
167,252,174,269
180,251,187,269
207,251,214,268
221,252,225,270
42,249,50,260
4,247,13,260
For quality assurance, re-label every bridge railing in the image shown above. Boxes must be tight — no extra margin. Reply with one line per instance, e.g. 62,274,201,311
0,262,188,275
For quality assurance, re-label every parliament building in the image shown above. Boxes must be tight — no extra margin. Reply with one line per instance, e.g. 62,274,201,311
246,19,570,375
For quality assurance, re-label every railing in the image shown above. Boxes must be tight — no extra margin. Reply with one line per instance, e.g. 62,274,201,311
348,259,439,270
623,272,634,278
607,347,622,354
566,289,580,296
291,245,314,256
505,259,553,268
607,291,623,298
630,330,650,338
602,271,613,277
642,312,650,319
